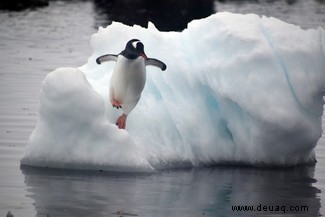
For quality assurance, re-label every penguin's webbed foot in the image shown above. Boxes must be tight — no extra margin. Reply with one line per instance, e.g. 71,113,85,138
111,99,122,109
116,114,127,129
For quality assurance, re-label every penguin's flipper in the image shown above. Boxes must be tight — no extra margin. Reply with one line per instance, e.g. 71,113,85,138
96,54,118,64
145,58,167,71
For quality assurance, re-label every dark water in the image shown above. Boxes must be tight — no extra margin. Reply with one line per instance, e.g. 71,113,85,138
0,0,325,216
20,166,321,217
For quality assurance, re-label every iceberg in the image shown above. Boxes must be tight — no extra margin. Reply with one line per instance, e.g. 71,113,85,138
21,12,325,171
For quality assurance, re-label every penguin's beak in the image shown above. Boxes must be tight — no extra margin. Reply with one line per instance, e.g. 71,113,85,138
140,52,148,60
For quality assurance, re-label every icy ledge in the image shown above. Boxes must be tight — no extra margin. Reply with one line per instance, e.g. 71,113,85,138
21,12,325,171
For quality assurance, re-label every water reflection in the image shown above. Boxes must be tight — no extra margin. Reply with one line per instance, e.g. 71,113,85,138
21,166,321,217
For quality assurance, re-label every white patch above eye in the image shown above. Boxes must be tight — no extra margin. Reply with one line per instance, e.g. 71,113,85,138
132,41,140,49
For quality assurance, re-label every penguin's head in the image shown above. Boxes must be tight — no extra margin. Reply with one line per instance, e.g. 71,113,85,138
122,39,148,60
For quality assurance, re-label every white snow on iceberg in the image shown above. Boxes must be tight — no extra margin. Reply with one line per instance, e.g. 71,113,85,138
21,12,325,171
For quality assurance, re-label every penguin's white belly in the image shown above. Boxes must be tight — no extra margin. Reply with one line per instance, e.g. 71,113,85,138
110,56,146,114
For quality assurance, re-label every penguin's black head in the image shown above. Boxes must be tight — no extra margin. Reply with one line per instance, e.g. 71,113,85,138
121,39,148,60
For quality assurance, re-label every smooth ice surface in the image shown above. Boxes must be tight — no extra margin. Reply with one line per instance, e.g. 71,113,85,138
21,12,325,171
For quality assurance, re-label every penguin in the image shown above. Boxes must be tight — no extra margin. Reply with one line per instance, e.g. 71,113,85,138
96,39,167,129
